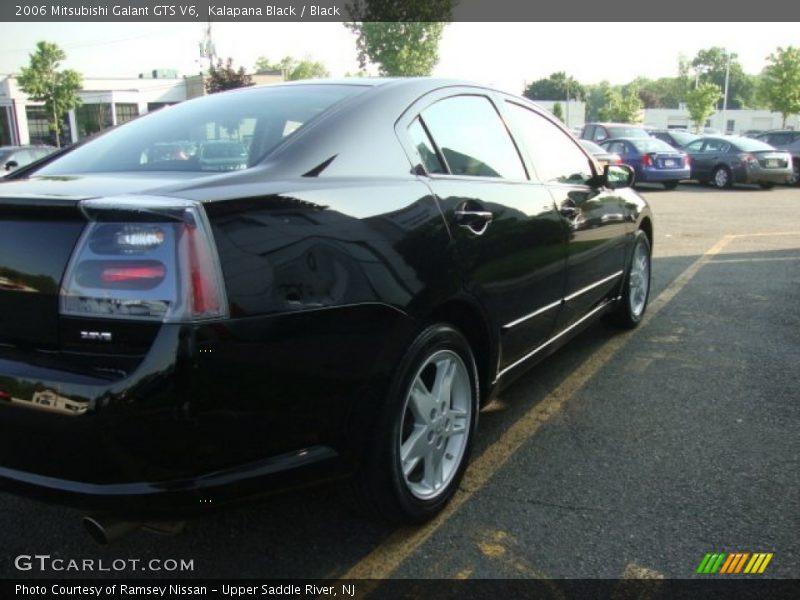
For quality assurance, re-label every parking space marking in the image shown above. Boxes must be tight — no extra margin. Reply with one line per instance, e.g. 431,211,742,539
341,235,734,581
708,257,800,264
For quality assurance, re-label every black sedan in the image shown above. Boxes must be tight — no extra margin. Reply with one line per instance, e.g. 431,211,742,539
0,79,652,539
682,135,793,189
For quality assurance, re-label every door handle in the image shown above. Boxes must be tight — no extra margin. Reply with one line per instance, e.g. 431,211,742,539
601,213,625,223
455,209,493,235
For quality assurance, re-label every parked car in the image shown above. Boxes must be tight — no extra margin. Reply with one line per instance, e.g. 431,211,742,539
682,135,793,189
649,129,700,150
0,79,652,539
600,137,690,189
581,122,651,143
752,130,800,186
0,145,55,174
579,139,622,168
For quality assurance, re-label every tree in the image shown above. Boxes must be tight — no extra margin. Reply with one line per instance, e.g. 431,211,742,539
17,41,82,147
760,46,800,128
206,57,253,94
523,72,585,102
585,81,612,121
255,56,330,80
345,1,451,76
691,47,756,109
552,102,564,122
686,82,722,132
598,86,643,123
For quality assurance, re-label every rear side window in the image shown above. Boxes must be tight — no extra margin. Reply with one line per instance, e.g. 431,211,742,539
421,95,526,179
505,102,594,185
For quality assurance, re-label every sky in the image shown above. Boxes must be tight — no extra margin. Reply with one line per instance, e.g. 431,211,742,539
1,22,798,94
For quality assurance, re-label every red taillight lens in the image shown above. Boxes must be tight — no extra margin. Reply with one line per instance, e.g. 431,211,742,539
642,154,653,167
60,198,228,322
684,155,691,167
100,263,166,285
614,155,622,165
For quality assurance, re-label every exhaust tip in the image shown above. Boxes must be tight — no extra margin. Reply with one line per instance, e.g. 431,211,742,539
82,515,140,545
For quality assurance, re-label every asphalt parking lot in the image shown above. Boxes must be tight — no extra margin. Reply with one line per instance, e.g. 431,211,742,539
1,183,798,582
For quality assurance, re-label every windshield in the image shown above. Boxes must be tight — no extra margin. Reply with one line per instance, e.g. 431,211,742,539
37,84,364,175
731,138,777,152
608,126,650,138
631,138,678,153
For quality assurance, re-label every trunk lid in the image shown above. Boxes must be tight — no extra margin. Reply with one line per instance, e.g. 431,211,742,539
0,197,85,348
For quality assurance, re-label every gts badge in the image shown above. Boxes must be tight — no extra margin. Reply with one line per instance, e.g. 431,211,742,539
80,331,112,342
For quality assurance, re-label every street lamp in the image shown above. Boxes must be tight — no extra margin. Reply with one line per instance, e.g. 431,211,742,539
721,51,731,133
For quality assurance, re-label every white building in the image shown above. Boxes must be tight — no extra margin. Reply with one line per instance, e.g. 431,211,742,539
644,107,798,134
0,71,282,147
533,100,586,129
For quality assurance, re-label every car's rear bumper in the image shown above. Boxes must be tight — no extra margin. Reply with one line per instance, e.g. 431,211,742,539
736,165,793,184
0,305,411,516
638,167,691,182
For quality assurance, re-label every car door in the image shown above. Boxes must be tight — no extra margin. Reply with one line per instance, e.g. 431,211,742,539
397,91,567,372
683,138,708,179
502,101,629,331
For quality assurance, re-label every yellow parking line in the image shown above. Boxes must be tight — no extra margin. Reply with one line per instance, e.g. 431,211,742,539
730,231,800,238
340,235,734,580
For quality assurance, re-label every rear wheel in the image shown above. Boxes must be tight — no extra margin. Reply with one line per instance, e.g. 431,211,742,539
349,324,479,523
663,181,679,190
713,165,733,189
611,230,651,329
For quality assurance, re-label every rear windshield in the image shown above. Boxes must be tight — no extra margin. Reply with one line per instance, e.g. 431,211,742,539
579,140,605,153
631,139,677,153
37,84,364,175
665,131,699,146
730,138,776,152
608,126,650,138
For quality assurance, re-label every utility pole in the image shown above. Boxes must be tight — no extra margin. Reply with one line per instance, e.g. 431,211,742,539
721,51,731,133
199,20,217,72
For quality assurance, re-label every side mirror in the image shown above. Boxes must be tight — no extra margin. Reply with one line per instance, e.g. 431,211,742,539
5,160,18,172
603,163,635,189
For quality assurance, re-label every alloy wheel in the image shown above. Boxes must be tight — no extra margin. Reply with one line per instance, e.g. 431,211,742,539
628,239,650,318
399,349,472,500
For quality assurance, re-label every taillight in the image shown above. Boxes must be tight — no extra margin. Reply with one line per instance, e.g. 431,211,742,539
614,155,622,165
684,155,691,167
60,197,228,322
642,154,654,167
741,153,759,166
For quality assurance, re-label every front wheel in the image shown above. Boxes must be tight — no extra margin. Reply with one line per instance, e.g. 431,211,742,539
350,324,479,523
611,231,651,329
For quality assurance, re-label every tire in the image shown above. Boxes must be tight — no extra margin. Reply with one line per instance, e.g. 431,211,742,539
712,165,733,189
759,182,775,190
349,324,479,523
787,161,799,186
611,230,651,329
663,181,679,190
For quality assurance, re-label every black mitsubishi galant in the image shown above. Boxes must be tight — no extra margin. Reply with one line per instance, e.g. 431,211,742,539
0,78,652,540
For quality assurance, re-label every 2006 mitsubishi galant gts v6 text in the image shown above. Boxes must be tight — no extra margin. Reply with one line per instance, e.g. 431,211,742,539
0,79,652,531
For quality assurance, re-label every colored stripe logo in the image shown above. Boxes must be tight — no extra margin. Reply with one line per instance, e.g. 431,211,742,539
696,552,773,574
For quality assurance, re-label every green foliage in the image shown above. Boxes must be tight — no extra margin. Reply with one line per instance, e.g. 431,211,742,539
345,1,451,76
523,72,585,101
686,82,722,132
17,41,82,147
760,46,800,127
552,102,564,122
585,81,612,121
691,47,756,109
255,56,330,80
206,57,253,94
597,86,643,123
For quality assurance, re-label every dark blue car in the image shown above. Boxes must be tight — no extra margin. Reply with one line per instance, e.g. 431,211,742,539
600,137,690,189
